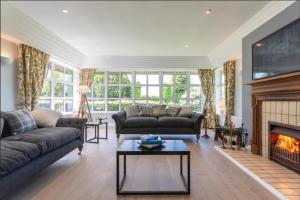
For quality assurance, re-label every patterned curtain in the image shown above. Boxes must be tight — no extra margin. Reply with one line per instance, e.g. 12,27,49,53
79,68,96,87
223,60,235,126
78,69,96,119
18,44,50,111
198,69,217,128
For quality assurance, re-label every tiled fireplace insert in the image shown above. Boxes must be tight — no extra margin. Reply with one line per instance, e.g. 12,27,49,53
269,121,300,174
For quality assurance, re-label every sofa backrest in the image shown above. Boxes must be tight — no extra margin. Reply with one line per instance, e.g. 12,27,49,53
0,117,12,138
0,118,3,138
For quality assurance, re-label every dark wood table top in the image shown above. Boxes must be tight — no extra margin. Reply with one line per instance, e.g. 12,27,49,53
117,140,190,155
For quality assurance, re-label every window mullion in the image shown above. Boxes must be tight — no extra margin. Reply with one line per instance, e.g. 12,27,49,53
146,73,148,105
159,72,163,104
132,72,135,104
104,71,108,112
51,62,55,110
173,73,176,104
187,72,190,106
119,72,121,111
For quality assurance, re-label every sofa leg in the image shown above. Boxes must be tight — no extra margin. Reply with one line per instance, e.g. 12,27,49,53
116,134,120,142
196,134,200,143
78,144,83,155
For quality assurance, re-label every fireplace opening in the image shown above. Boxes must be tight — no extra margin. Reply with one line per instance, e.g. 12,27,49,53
269,122,300,174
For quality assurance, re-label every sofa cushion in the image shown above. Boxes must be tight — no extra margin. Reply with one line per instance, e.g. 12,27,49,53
1,109,37,135
152,105,167,117
31,108,62,127
124,117,158,128
166,107,181,117
5,127,81,154
0,140,41,177
125,105,139,118
178,107,193,118
158,117,194,128
139,107,154,117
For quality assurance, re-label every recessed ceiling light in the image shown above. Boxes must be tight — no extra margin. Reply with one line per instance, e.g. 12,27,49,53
184,44,189,48
62,9,69,14
205,9,212,15
256,43,263,47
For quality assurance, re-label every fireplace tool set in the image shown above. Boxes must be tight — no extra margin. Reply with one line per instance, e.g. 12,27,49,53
220,123,248,150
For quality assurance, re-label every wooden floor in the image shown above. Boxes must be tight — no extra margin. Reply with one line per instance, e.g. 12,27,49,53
6,125,278,200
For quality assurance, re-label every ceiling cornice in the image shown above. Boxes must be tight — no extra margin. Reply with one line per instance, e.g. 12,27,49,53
81,56,211,71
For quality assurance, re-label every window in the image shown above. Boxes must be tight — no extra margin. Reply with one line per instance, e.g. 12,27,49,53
135,73,160,105
190,74,204,112
174,73,187,106
38,62,75,113
88,71,205,112
215,67,225,114
120,72,133,110
91,72,105,111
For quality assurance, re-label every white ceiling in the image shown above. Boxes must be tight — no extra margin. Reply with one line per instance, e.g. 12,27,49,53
9,1,269,57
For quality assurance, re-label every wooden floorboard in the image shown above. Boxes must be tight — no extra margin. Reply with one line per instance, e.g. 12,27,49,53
6,126,278,200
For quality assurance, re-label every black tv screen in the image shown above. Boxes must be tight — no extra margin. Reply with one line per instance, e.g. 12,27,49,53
252,18,300,80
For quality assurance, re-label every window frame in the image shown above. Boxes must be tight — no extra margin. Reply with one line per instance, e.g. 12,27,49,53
88,71,205,113
38,62,75,113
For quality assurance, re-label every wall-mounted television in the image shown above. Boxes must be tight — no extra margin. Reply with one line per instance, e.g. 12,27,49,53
252,18,300,80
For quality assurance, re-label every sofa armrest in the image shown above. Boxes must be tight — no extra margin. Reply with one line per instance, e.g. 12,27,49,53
190,112,205,133
56,118,87,142
112,111,126,131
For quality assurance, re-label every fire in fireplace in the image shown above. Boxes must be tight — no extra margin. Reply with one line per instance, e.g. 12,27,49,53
275,135,299,153
269,122,300,174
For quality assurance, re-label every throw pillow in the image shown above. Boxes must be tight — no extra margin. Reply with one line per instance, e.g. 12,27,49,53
1,109,37,135
137,104,148,110
139,106,154,117
178,107,193,117
125,105,140,118
166,106,181,117
31,108,62,127
152,105,167,117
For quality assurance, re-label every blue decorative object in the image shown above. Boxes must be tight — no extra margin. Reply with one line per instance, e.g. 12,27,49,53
139,134,164,149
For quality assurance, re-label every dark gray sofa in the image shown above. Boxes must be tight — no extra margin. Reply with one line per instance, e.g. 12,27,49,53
0,117,86,199
112,111,204,141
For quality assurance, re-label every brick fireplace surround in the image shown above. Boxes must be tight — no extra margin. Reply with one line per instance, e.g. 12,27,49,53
249,72,300,158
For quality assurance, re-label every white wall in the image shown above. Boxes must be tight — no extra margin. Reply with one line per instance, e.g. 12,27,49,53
1,38,19,111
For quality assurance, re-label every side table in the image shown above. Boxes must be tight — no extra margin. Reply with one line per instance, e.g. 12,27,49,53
84,121,108,144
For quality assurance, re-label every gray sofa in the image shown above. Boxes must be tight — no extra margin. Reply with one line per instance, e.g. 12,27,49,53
0,117,86,199
112,111,204,141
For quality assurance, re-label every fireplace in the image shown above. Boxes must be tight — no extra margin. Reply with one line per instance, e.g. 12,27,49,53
269,121,300,174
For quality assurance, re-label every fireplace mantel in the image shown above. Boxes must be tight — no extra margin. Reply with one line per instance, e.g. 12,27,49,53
248,72,300,155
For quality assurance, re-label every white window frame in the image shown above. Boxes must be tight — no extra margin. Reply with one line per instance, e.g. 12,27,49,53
89,71,106,112
38,61,75,114
88,71,205,113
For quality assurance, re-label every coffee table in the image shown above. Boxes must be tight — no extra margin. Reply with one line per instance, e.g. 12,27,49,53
116,140,190,195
